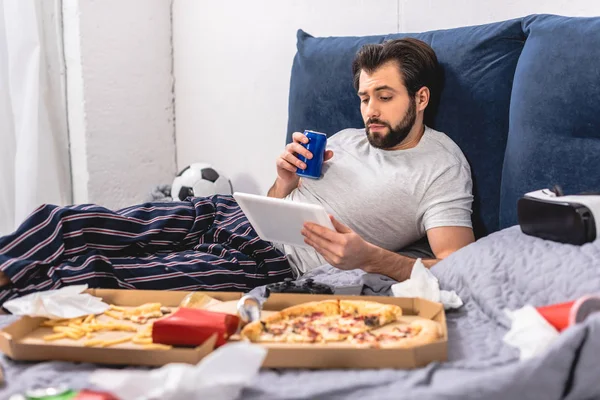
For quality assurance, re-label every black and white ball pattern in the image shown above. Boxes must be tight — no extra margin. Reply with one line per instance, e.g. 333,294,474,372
171,163,233,201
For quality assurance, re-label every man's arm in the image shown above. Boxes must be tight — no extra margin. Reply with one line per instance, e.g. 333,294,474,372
362,226,475,281
267,177,298,199
302,217,474,281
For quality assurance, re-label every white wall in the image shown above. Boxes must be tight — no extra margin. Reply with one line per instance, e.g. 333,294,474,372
173,0,399,195
173,0,600,196
401,0,600,32
63,0,176,209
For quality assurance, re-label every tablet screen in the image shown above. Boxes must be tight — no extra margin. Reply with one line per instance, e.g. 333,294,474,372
233,192,334,248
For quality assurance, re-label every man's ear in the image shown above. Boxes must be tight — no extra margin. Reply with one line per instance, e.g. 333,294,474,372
416,87,430,112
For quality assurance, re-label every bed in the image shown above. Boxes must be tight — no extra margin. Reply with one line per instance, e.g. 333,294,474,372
1,226,599,399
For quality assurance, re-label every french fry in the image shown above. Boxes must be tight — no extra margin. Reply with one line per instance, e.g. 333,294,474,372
38,303,169,350
128,315,148,324
100,335,134,348
41,319,70,327
83,314,95,324
43,333,67,341
136,327,152,338
143,311,164,319
114,324,137,332
53,326,84,340
132,337,152,345
53,326,77,333
65,331,84,340
96,323,136,332
103,310,122,319
67,324,89,334
142,343,172,350
53,326,78,333
97,322,116,330
83,339,104,347
88,323,107,331
125,303,161,317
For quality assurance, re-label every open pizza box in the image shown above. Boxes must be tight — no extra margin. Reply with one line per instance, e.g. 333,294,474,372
0,289,447,369
0,289,237,367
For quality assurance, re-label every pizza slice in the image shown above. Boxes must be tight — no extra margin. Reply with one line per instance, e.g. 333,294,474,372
339,300,403,327
349,319,442,348
241,300,339,343
306,300,403,341
240,299,404,343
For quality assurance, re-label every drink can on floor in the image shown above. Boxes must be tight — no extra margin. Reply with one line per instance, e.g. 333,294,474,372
296,130,327,179
11,385,76,400
9,386,118,400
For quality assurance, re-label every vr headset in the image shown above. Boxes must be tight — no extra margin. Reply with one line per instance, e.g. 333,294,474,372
517,188,599,245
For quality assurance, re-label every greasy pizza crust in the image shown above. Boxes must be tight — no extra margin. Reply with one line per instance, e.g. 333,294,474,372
239,320,264,342
276,299,339,320
379,320,441,348
350,319,442,348
339,300,402,326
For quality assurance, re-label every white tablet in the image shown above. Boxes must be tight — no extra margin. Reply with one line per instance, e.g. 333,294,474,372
233,192,335,248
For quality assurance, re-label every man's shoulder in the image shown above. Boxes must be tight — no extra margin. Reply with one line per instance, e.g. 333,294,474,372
329,128,364,142
421,127,469,169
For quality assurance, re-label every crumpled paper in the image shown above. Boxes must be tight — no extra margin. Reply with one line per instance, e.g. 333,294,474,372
390,258,463,310
3,284,109,319
503,305,560,360
88,342,267,400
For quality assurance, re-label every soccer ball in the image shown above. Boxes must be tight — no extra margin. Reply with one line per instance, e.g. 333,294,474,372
171,163,233,201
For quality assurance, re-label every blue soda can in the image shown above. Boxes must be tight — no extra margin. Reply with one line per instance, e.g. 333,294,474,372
296,130,327,179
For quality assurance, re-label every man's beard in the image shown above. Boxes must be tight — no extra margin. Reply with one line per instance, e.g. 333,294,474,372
365,98,417,149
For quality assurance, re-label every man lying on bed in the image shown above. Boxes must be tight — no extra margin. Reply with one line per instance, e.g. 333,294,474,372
0,38,474,304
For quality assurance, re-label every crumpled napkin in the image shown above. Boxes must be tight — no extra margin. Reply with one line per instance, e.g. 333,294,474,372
88,342,267,400
503,305,560,360
390,259,463,309
3,284,109,319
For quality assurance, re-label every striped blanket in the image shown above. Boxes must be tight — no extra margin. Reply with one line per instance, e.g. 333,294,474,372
0,195,293,305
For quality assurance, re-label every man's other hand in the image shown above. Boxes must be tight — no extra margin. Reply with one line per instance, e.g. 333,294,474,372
302,215,372,270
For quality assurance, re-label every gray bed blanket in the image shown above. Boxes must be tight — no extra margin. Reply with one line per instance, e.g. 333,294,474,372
1,226,599,399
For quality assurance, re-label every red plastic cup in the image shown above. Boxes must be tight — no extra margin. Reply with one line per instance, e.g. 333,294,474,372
152,307,240,348
536,301,575,332
536,295,600,332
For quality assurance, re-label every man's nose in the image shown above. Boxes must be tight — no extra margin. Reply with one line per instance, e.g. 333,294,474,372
365,100,380,119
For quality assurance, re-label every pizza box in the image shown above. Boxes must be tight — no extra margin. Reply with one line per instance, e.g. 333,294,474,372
0,289,239,367
235,293,448,369
0,289,447,369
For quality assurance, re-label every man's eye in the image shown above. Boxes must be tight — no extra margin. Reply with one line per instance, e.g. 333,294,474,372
361,99,369,104
380,96,391,101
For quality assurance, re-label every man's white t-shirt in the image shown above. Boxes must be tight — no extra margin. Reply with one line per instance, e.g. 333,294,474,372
274,126,473,276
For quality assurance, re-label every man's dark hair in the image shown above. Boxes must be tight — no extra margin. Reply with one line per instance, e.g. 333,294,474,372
352,38,442,125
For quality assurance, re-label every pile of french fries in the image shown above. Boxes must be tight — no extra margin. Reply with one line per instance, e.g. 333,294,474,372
40,303,172,350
